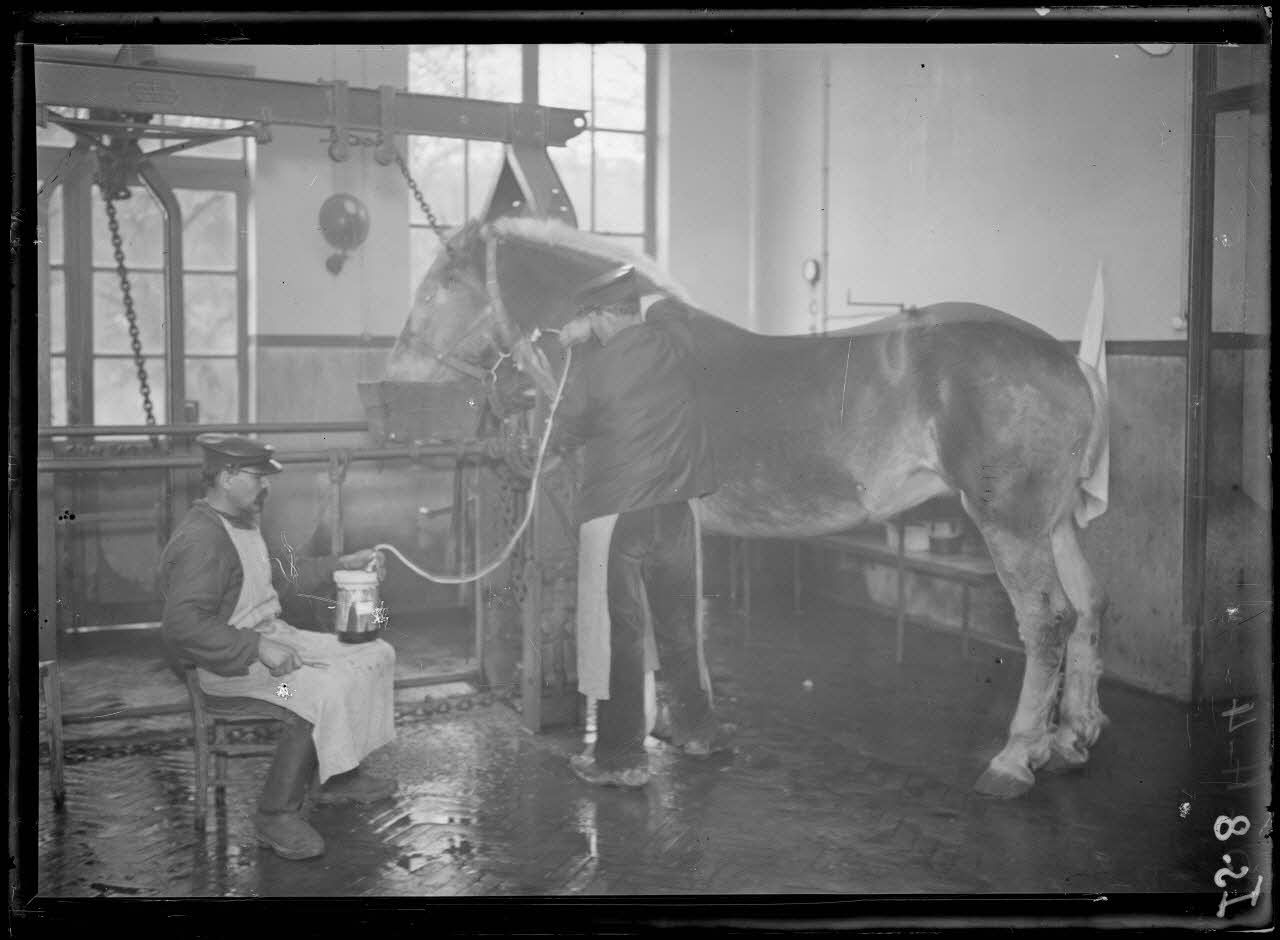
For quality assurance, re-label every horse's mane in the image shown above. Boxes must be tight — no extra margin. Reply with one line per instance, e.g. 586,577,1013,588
483,216,699,307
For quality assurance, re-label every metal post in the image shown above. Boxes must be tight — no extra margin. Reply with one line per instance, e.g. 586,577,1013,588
471,468,486,689
895,521,907,664
1183,45,1216,705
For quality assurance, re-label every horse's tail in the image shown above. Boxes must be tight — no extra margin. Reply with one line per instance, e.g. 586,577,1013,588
1072,357,1110,526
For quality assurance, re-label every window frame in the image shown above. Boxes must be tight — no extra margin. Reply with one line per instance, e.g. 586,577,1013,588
37,146,251,430
406,43,656,269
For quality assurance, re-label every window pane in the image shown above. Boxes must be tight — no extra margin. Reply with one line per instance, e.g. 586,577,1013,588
50,269,66,354
467,141,507,220
50,355,67,426
93,271,166,355
408,136,465,226
1217,44,1269,90
551,131,592,230
185,358,238,423
177,190,237,269
184,274,238,354
466,45,522,102
94,358,167,425
593,132,645,233
92,183,165,268
539,44,592,112
410,45,465,96
593,45,646,130
45,182,64,265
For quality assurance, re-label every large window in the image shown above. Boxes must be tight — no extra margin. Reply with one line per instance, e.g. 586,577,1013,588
407,44,653,296
37,118,249,429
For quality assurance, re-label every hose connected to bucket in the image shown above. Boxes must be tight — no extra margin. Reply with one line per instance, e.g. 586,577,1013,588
371,345,572,585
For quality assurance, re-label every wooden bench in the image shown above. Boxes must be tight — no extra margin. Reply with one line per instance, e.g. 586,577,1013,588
728,523,1016,662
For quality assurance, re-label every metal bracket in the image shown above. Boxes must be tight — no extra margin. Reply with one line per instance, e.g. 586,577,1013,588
256,107,273,145
327,448,352,484
481,144,577,227
328,80,351,163
374,84,398,166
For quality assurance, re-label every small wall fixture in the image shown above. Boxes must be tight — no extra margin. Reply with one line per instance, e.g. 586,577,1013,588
802,258,822,286
319,193,371,275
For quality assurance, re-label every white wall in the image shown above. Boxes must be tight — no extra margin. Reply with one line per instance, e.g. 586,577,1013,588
154,46,413,341
659,45,755,327
666,44,1194,341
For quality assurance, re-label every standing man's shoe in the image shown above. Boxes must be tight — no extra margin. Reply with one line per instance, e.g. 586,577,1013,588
253,811,325,860
570,753,651,788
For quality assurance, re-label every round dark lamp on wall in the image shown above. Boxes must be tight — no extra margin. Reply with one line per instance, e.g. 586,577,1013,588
319,193,371,275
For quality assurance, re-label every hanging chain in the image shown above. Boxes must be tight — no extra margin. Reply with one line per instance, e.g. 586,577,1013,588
343,132,453,253
97,174,160,442
393,145,451,250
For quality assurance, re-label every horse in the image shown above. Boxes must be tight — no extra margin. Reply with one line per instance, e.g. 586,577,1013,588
385,216,1110,799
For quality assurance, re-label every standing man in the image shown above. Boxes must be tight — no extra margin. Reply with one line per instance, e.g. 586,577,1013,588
553,264,735,789
159,434,397,860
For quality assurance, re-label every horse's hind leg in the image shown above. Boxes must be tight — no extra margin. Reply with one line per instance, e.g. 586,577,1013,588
971,522,1074,798
1042,518,1109,771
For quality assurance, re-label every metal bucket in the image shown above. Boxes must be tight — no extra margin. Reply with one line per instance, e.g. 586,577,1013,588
358,380,486,445
334,569,382,644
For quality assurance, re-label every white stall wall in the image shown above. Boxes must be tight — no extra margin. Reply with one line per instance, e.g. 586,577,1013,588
824,44,1191,340
659,45,756,327
663,44,1193,340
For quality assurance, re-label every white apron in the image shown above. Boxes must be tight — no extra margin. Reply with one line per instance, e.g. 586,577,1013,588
197,515,396,783
576,501,711,714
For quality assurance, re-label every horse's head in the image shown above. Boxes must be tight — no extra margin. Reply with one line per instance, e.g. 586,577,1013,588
386,220,499,385
386,216,697,395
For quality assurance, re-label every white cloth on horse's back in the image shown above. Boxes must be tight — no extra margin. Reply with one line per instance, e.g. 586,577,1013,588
1075,262,1110,528
198,514,396,783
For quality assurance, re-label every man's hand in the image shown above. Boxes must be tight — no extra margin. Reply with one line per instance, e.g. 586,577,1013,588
338,548,385,580
259,636,304,677
558,315,594,348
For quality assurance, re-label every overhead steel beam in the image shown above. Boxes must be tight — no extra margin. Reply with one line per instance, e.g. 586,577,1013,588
34,56,588,148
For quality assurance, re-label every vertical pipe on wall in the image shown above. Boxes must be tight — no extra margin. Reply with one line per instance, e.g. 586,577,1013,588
819,49,831,335
644,44,658,259
746,47,761,332
1182,44,1216,705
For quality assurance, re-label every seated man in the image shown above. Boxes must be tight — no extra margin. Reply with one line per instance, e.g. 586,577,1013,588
159,433,397,860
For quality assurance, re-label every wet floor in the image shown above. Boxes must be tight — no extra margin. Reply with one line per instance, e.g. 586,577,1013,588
31,596,1271,903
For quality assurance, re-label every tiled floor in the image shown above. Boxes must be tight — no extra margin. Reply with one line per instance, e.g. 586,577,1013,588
28,595,1272,918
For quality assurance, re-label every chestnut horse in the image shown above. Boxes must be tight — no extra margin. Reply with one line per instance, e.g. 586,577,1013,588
386,217,1110,799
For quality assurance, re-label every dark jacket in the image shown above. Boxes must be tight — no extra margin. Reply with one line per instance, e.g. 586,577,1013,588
550,297,718,524
157,500,340,676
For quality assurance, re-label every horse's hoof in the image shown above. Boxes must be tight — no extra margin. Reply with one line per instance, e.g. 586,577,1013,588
973,766,1034,799
1041,747,1087,775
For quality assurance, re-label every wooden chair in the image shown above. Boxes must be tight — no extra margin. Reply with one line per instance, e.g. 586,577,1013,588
182,664,287,831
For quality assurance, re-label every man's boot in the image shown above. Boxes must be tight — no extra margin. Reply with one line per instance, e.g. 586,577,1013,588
254,714,325,860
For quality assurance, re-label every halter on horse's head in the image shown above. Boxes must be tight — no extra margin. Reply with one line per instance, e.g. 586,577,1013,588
386,217,695,396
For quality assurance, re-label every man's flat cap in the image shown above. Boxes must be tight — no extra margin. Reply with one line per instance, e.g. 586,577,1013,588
574,264,639,309
196,433,283,474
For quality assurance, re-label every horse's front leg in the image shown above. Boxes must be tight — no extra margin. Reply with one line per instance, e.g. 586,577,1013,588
972,522,1074,798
